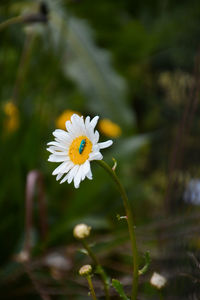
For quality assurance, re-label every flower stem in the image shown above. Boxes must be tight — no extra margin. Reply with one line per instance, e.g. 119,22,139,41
96,160,139,300
0,16,24,32
87,275,97,300
82,239,110,300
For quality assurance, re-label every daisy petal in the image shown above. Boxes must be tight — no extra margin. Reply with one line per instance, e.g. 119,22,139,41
98,140,113,149
52,161,73,175
81,172,86,180
48,154,68,162
67,165,79,184
60,173,69,184
74,164,84,188
86,169,93,180
94,130,99,143
65,120,71,132
65,120,77,136
89,152,103,161
47,147,69,155
83,160,90,175
56,173,64,181
90,116,99,129
72,115,86,135
47,141,67,149
53,129,70,142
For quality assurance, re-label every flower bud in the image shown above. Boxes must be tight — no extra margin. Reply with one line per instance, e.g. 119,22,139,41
150,272,167,289
79,264,92,277
73,223,91,239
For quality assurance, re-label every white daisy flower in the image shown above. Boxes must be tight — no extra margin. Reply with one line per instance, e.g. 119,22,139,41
47,114,113,188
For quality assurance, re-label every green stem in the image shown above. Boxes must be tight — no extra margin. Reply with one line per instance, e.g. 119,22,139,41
87,275,97,300
97,160,139,300
0,16,24,32
158,291,164,300
82,239,110,300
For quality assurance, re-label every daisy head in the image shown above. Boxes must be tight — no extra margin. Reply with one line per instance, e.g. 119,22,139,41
47,114,113,188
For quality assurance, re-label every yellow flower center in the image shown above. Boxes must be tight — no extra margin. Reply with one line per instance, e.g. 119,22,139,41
69,136,92,165
98,119,122,138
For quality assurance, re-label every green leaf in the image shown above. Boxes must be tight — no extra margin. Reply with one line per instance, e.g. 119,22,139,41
45,0,134,128
112,279,130,300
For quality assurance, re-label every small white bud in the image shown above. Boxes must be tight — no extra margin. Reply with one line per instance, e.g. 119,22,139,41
79,264,92,276
73,224,91,239
150,272,167,289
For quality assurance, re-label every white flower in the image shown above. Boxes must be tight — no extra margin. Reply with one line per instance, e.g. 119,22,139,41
73,223,91,239
150,272,167,289
47,114,113,188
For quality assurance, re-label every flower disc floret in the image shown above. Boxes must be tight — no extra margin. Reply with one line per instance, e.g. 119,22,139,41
47,114,113,188
69,136,92,164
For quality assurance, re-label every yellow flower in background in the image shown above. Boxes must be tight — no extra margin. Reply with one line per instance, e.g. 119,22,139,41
56,110,80,130
3,101,19,133
98,118,122,138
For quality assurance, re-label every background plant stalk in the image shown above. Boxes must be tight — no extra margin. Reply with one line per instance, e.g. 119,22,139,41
97,160,139,300
87,275,97,300
82,239,110,300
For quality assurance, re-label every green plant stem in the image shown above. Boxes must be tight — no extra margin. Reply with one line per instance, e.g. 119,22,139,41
96,160,139,300
158,291,164,300
82,239,110,300
87,275,97,300
0,16,24,32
